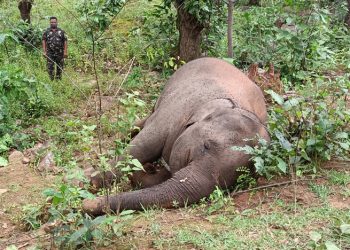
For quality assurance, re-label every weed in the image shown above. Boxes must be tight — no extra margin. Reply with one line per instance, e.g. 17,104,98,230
309,183,331,201
328,170,350,186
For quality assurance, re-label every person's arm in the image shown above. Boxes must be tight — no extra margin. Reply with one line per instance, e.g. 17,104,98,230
64,40,67,58
42,32,47,57
63,32,68,58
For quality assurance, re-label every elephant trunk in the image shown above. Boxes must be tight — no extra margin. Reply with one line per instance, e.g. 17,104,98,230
83,163,217,216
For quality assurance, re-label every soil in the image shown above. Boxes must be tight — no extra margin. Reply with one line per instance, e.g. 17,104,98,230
0,151,54,249
0,157,348,249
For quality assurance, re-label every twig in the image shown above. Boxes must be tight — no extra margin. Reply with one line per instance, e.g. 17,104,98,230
230,178,313,197
105,57,135,95
113,57,135,98
91,34,103,155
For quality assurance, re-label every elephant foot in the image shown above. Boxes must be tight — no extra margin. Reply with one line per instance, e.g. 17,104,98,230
82,197,108,216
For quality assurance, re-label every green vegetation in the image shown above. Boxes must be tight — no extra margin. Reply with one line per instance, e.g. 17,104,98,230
0,0,349,249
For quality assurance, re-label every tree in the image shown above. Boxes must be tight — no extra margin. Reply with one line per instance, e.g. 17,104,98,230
18,0,33,24
174,1,204,62
163,0,225,62
248,0,260,6
346,0,350,27
227,0,233,58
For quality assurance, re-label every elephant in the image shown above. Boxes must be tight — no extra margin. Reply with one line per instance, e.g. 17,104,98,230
83,57,270,215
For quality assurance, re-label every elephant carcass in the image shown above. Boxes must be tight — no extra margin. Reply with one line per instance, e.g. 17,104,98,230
83,57,269,215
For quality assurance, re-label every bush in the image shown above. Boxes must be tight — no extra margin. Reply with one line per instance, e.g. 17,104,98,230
234,75,350,178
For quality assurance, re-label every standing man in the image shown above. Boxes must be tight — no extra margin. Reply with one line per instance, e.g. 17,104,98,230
42,17,67,80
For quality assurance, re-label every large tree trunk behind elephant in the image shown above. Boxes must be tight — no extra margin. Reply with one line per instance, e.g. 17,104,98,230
175,1,204,62
18,0,33,23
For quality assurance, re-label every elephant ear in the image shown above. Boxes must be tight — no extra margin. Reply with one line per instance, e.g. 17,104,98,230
186,98,235,126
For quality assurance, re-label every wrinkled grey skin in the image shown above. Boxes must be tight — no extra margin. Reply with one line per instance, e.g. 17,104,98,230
83,58,269,215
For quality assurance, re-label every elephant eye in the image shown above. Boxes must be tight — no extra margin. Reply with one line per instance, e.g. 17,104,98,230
204,141,210,150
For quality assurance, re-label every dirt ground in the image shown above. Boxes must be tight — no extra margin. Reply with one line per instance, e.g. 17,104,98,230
0,151,54,249
0,157,349,249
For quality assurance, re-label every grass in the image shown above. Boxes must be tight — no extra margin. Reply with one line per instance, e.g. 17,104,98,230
1,0,349,249
82,168,349,250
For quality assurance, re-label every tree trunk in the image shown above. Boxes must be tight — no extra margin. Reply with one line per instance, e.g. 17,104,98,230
18,0,33,24
227,0,233,58
345,0,350,28
175,2,204,62
248,0,260,6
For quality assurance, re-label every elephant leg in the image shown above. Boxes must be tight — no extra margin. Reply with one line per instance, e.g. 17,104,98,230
83,162,218,215
86,122,166,190
129,163,172,189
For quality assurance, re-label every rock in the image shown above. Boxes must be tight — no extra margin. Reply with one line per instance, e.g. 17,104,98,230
40,220,62,234
8,150,24,166
0,189,8,196
24,141,51,162
22,157,30,164
37,152,60,173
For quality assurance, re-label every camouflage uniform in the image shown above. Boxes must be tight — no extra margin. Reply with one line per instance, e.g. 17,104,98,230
42,28,67,80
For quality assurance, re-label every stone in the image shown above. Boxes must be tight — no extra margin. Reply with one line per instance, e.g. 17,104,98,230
8,150,24,166
37,152,60,173
0,189,8,196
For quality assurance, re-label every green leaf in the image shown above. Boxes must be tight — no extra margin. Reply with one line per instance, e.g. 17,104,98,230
92,215,107,225
325,241,340,250
276,157,287,173
335,132,348,139
266,90,284,105
6,245,18,250
42,188,56,197
340,224,350,234
283,98,301,110
338,142,349,150
309,231,322,243
254,156,265,173
69,226,89,243
274,131,292,152
0,33,10,44
307,138,318,146
121,165,132,172
130,159,144,171
0,156,8,167
119,210,135,216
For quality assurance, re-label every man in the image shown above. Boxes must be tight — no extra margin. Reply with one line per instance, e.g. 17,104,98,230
42,17,67,80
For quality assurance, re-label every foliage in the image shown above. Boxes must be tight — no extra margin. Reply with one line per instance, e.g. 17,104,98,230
130,0,226,69
41,119,97,167
232,3,350,83
128,3,178,69
206,187,231,214
233,76,349,177
0,66,51,132
0,65,52,162
112,91,147,175
167,0,227,56
22,182,137,248
11,20,43,48
76,0,128,37
113,91,146,152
